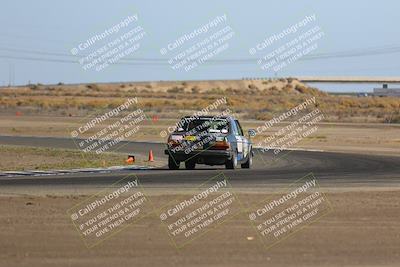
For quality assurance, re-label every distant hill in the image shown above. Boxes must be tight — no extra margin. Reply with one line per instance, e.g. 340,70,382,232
0,78,399,123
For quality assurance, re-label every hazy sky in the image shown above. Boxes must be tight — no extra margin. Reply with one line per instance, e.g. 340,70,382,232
1,0,400,85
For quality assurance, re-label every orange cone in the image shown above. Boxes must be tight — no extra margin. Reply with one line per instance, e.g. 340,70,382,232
126,155,135,164
148,150,154,162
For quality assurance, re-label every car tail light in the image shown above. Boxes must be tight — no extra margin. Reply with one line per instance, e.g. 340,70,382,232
212,140,230,150
168,135,183,147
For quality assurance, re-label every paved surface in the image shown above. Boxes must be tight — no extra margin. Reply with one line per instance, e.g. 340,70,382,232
1,136,399,190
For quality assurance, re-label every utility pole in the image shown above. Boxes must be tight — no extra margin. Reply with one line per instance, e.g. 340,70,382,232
8,62,14,87
11,62,15,86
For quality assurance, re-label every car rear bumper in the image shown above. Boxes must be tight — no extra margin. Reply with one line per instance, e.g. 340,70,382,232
165,149,232,164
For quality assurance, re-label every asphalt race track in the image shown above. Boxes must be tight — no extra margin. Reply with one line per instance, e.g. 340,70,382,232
0,135,399,189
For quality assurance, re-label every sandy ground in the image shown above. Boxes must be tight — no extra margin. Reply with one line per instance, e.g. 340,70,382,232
0,189,399,267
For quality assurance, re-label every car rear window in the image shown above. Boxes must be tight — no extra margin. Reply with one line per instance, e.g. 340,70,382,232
179,118,229,133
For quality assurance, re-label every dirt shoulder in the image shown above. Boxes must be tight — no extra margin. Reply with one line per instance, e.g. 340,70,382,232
0,190,399,267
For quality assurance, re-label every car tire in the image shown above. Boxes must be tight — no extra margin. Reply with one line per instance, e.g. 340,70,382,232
185,160,196,170
241,150,252,169
225,152,238,169
168,156,180,170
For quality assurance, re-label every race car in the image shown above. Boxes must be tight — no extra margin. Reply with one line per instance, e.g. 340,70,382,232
164,116,255,170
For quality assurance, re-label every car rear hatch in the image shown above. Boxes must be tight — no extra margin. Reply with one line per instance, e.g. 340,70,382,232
168,118,230,152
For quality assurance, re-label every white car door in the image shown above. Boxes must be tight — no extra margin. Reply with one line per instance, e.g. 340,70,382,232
234,120,247,160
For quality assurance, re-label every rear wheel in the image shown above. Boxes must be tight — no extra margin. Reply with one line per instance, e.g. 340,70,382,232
185,160,196,170
241,150,252,169
225,152,238,169
168,156,180,170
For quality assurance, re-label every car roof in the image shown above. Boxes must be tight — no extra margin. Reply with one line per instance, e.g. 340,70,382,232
181,115,234,120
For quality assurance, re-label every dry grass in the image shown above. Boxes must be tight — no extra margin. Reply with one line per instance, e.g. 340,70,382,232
1,78,399,123
0,145,129,171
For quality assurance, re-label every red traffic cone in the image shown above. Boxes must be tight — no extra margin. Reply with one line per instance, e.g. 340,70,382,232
148,150,154,162
126,155,135,164
152,115,159,122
